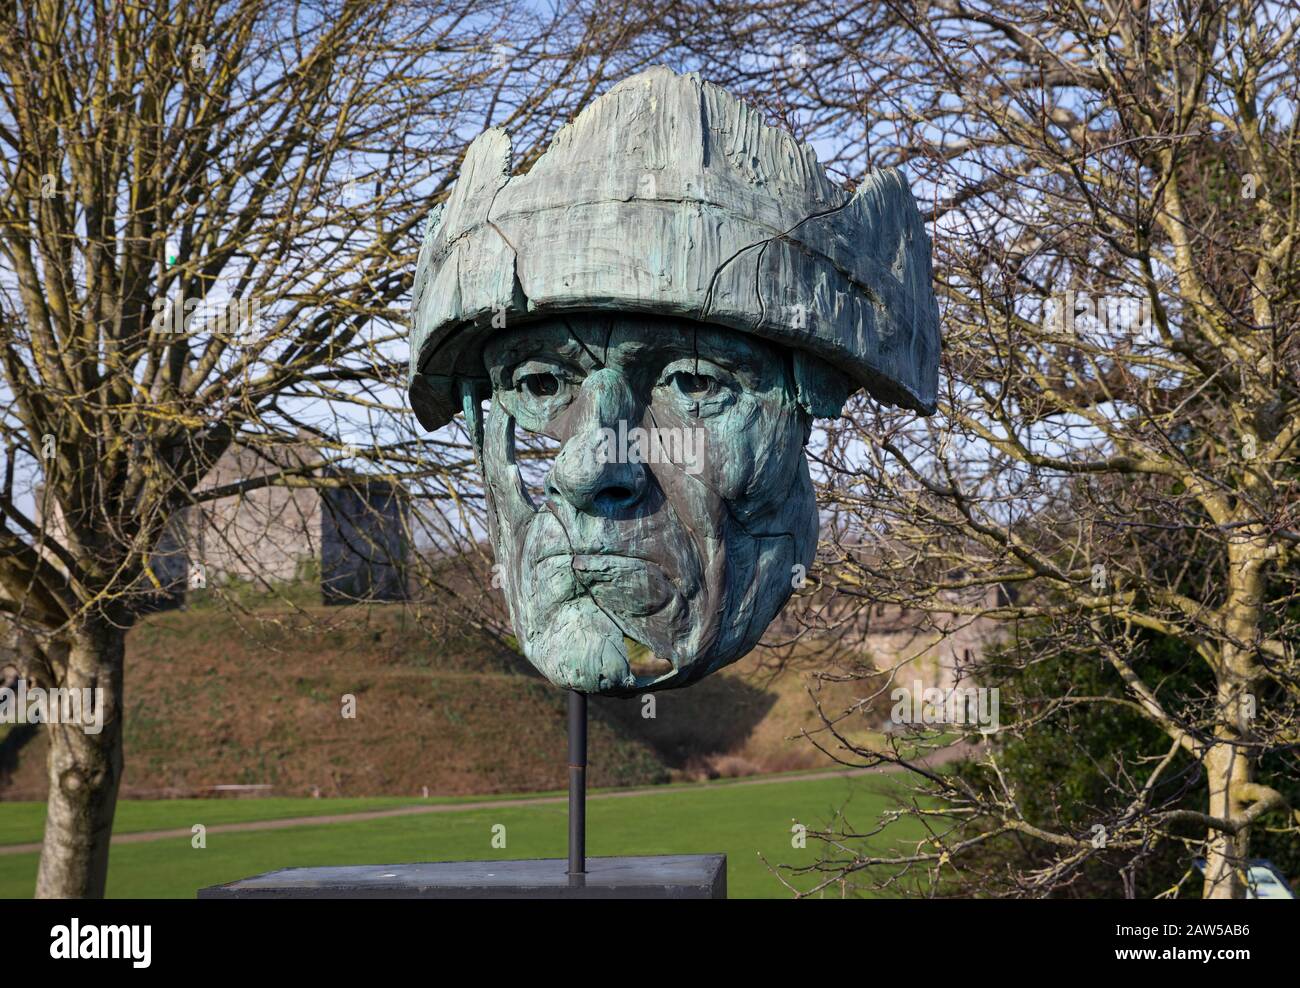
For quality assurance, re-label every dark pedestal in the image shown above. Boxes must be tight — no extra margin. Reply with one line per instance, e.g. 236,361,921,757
198,854,726,899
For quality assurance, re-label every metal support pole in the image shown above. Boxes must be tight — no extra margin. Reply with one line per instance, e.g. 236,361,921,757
567,690,587,876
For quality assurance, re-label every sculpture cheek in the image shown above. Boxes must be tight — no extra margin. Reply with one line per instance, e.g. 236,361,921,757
686,402,765,502
693,398,808,523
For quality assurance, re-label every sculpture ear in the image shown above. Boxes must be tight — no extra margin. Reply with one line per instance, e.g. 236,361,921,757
792,351,856,419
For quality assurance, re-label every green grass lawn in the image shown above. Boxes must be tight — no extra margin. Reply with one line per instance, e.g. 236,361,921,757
0,773,922,898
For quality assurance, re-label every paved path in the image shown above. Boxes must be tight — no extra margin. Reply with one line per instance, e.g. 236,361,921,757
0,746,973,856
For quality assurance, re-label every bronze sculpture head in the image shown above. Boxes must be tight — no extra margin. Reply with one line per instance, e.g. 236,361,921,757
409,68,939,695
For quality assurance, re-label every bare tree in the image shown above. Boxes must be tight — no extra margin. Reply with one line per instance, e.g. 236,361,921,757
0,0,675,897
662,0,1300,897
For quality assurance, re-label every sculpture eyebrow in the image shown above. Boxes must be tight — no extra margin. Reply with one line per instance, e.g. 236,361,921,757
492,330,582,366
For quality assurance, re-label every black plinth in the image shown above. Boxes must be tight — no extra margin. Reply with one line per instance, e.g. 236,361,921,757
198,854,727,899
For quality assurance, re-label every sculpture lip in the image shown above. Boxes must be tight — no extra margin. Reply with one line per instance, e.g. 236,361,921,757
535,547,652,563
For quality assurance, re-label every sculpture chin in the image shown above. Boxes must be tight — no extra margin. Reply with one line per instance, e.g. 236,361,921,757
518,531,708,695
524,596,639,694
523,595,680,695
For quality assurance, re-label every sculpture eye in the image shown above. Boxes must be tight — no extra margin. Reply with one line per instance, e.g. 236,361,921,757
505,361,578,431
510,360,574,405
670,371,717,398
654,358,736,417
520,372,560,398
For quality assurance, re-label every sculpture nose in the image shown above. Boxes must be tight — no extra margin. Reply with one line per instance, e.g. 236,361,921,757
547,368,647,514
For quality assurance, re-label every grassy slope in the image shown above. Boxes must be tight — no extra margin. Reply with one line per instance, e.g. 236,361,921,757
0,774,922,899
6,604,667,797
3,599,896,799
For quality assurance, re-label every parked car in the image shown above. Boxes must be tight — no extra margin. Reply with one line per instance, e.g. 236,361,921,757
1192,858,1296,899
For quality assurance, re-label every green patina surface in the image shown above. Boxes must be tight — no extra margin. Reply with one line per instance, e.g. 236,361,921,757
407,66,940,695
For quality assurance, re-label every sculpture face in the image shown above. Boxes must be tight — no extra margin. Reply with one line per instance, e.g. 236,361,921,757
478,314,818,695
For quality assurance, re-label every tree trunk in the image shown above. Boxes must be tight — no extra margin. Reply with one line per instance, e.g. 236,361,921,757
1201,733,1251,899
34,617,125,898
1201,540,1266,899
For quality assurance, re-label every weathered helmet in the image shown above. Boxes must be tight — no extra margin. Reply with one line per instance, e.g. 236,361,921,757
408,66,940,430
